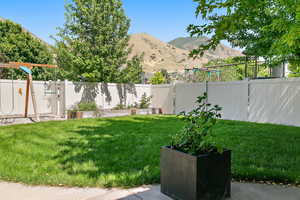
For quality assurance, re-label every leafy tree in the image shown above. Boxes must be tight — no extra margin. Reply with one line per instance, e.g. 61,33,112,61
121,54,144,84
188,0,300,65
150,71,166,85
0,19,54,80
55,0,132,83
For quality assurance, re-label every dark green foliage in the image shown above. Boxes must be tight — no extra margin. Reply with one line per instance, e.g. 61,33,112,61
188,0,300,64
0,20,54,80
76,102,98,111
171,93,223,155
69,102,100,113
55,0,129,82
122,54,144,84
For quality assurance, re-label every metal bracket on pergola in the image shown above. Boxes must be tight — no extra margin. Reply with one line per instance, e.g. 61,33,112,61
0,62,58,121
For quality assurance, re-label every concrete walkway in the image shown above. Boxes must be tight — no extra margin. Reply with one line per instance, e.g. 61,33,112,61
1,181,300,200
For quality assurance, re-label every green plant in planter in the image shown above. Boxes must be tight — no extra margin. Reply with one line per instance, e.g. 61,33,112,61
113,104,126,110
77,102,98,111
171,92,223,155
69,102,101,116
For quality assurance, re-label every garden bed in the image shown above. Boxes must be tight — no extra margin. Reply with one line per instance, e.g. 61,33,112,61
0,116,299,188
67,108,161,119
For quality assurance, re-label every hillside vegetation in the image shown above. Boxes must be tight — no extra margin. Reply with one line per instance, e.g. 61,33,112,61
169,37,243,59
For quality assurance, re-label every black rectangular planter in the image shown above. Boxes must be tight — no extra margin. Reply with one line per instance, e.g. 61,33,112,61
160,146,231,200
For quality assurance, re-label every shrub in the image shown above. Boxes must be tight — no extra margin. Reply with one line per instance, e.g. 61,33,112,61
112,93,152,110
113,104,126,110
150,71,166,85
139,93,152,109
70,102,100,112
171,93,223,155
77,102,98,111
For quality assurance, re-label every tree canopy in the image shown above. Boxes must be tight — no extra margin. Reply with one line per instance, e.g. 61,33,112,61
188,0,300,65
0,19,54,80
55,0,142,83
121,54,144,84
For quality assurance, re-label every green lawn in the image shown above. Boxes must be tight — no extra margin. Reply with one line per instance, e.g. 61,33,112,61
0,115,299,188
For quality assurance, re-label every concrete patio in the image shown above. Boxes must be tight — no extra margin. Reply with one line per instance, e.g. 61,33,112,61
1,181,300,200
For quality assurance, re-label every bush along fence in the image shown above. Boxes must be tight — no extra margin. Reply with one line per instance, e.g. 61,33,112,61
1,78,300,126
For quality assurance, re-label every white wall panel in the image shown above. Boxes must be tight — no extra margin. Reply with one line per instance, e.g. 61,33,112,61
151,84,174,114
174,83,206,114
249,78,300,126
208,81,248,121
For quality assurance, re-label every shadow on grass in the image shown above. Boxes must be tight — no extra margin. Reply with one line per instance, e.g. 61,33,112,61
54,115,181,187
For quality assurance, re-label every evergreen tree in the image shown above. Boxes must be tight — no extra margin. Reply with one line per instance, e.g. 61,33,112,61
55,0,131,83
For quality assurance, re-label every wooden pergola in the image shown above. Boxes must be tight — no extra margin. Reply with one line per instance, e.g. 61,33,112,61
0,62,57,121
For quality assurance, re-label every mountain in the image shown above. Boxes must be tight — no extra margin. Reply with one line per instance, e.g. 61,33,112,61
1,17,242,73
129,33,243,73
128,33,210,73
169,37,243,59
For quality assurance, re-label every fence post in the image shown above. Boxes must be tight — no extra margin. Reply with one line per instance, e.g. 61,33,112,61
60,80,68,119
51,80,58,116
205,80,208,94
204,81,209,111
246,78,250,122
172,83,176,114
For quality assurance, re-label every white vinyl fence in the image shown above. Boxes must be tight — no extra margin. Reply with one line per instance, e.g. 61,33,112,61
151,84,174,114
174,83,206,114
0,80,58,116
248,79,300,126
64,81,152,110
1,78,300,127
208,81,248,121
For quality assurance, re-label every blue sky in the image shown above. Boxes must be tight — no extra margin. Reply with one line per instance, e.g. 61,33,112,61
0,0,202,44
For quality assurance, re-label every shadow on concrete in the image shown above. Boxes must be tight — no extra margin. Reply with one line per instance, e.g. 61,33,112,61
117,183,300,200
118,185,171,200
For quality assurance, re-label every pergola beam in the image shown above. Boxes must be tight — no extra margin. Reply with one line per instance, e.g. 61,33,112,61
0,62,57,69
0,63,19,69
9,62,57,69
